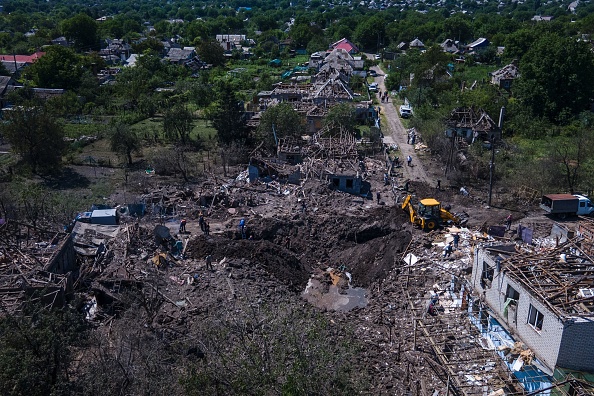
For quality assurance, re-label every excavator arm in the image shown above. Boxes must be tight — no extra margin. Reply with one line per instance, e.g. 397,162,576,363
402,194,426,228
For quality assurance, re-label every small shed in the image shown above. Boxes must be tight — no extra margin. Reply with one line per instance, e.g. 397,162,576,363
329,174,368,195
91,209,118,225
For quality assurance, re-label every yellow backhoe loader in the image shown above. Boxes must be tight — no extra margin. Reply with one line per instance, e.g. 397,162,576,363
401,194,468,231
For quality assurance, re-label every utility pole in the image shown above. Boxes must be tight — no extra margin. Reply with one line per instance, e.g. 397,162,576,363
488,106,505,207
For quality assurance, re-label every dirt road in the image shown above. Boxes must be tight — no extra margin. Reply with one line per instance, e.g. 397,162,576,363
371,65,431,185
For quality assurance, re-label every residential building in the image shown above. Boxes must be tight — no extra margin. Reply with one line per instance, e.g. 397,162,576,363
471,241,594,375
330,38,359,54
445,107,499,143
489,62,520,90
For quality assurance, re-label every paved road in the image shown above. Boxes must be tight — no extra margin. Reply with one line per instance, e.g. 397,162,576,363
370,65,431,185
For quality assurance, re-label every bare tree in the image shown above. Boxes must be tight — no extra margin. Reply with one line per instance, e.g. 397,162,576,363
550,131,592,194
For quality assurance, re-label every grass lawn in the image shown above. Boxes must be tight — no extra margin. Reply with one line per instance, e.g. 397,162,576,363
63,122,105,139
454,64,494,84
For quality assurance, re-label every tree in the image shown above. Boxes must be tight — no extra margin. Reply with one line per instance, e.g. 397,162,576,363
163,104,194,145
210,80,248,146
0,301,86,396
109,122,141,166
515,33,594,122
196,39,226,67
25,46,83,90
354,16,385,51
0,106,66,173
60,13,98,51
549,129,593,194
324,103,357,136
257,102,304,150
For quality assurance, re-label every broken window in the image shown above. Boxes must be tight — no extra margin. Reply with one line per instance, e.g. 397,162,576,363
481,260,494,288
505,284,520,302
346,179,353,189
528,304,544,331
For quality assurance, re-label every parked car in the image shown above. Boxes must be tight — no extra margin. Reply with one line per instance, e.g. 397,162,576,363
374,54,381,60
369,70,377,77
369,82,378,92
399,104,412,118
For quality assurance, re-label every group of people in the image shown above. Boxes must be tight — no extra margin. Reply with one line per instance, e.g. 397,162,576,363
198,213,210,236
379,91,389,103
180,214,211,236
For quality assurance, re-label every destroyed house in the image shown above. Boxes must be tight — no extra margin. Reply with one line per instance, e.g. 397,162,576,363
472,242,594,375
445,107,500,143
490,63,520,90
329,174,364,194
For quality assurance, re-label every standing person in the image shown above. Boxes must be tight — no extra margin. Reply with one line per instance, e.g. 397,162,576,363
404,179,410,192
453,233,460,249
205,254,213,270
407,155,412,167
205,221,210,236
411,134,416,145
179,219,187,233
443,242,453,258
437,179,441,190
376,191,381,204
198,212,205,232
506,214,513,231
239,218,246,239
285,236,291,249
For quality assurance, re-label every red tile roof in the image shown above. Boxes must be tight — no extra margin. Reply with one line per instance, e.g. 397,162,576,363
0,51,45,63
331,38,359,54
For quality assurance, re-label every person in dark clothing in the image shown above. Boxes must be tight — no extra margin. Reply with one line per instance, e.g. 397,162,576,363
376,191,381,203
453,233,460,249
204,222,210,236
198,213,205,232
506,214,513,231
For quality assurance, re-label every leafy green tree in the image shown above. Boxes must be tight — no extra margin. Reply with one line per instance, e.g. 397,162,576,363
290,23,315,48
109,122,141,165
163,104,194,144
324,103,357,136
0,106,66,173
196,39,226,67
210,80,248,145
25,46,83,90
354,16,385,51
257,102,304,150
131,37,164,54
0,301,86,396
515,33,594,122
60,13,98,51
549,129,593,194
443,15,473,42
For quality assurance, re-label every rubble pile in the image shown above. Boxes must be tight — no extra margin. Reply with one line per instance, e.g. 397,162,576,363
2,160,591,394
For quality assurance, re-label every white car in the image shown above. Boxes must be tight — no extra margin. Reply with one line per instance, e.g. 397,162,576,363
369,82,378,92
375,54,381,60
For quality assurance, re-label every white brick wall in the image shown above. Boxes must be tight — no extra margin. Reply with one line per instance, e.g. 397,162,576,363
471,246,564,372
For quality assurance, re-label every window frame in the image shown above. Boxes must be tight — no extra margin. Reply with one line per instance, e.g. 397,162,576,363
505,284,520,302
527,304,544,331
